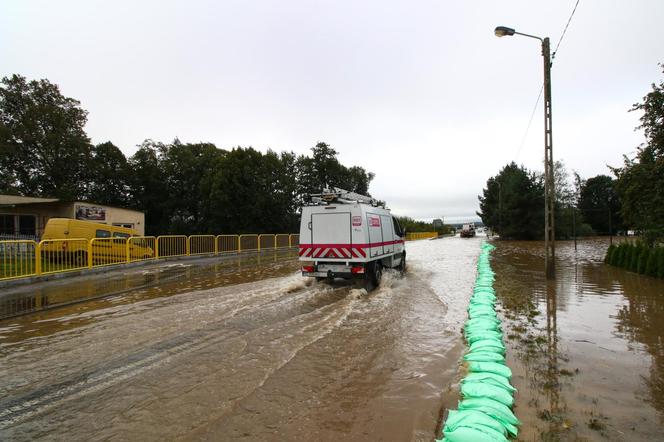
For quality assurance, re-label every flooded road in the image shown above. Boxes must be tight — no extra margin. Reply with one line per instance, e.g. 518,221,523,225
0,238,481,441
493,238,664,441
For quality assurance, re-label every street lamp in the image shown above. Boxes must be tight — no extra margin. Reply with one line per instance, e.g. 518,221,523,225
495,25,556,279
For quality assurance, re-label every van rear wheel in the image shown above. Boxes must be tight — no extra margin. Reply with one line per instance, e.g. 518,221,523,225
364,261,382,291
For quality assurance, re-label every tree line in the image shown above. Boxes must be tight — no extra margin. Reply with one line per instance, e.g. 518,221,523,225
477,63,664,248
0,74,374,235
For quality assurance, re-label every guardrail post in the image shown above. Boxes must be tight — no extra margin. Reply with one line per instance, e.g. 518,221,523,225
239,235,242,253
88,239,93,268
214,236,219,255
186,236,191,256
36,241,42,275
126,239,131,262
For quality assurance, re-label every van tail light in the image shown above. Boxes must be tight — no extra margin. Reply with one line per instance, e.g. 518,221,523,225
351,265,365,274
302,265,315,273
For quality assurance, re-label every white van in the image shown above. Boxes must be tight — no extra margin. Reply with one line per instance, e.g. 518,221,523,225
298,188,406,289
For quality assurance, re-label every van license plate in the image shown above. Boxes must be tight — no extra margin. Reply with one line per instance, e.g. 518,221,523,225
318,264,349,273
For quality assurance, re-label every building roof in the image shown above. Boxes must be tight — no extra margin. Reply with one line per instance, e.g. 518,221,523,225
0,195,143,214
0,195,60,205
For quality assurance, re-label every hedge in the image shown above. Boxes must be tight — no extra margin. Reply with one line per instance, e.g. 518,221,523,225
605,242,664,278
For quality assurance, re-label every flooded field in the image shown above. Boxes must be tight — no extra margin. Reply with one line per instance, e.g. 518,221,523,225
493,238,664,441
0,237,481,441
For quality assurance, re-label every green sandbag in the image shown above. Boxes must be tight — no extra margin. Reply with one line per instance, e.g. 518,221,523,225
460,381,514,407
474,286,495,292
469,296,495,305
468,307,497,318
440,426,508,442
465,322,502,333
443,409,507,437
467,361,512,379
465,330,504,344
469,339,505,354
458,397,520,428
466,298,496,313
462,372,516,393
463,351,505,363
468,311,498,320
468,304,496,313
465,317,501,327
473,290,496,298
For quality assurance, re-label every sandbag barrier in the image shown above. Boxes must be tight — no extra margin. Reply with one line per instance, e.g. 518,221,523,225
438,242,520,442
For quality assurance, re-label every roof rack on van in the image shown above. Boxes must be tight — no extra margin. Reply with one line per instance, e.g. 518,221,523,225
308,187,384,207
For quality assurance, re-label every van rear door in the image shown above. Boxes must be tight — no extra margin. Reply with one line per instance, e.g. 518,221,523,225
380,215,394,254
311,211,351,259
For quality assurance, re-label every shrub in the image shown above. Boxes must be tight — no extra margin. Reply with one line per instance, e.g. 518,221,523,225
630,244,642,272
645,248,658,276
637,247,650,274
615,244,626,267
623,244,635,269
605,244,616,264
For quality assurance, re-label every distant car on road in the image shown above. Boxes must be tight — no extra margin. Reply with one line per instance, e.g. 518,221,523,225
460,223,476,238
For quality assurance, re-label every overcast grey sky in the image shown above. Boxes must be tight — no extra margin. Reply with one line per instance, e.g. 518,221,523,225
3,0,664,221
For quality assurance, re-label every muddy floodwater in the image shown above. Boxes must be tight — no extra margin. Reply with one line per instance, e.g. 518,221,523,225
0,238,481,441
493,238,664,441
2,237,662,441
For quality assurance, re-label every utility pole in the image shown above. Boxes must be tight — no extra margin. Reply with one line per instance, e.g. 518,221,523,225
495,26,556,279
498,181,502,237
543,37,556,279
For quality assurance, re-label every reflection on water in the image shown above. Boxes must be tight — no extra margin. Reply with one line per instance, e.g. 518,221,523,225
0,250,300,341
494,238,664,441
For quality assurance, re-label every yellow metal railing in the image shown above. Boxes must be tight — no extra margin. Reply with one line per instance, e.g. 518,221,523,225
259,234,276,251
239,234,259,252
217,235,239,254
127,236,157,263
275,234,290,249
157,235,188,258
189,235,216,256
406,232,438,241
90,237,128,267
39,238,90,275
0,240,38,280
0,232,297,281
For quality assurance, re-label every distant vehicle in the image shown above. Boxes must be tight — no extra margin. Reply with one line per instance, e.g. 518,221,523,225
41,218,153,264
298,187,406,290
460,223,476,238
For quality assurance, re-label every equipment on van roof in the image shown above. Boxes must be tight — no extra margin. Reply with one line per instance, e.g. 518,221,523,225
307,187,385,208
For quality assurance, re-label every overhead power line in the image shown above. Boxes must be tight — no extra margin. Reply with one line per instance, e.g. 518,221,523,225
514,84,544,161
552,0,581,61
514,0,581,161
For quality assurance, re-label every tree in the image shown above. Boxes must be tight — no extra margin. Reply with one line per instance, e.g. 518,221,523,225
0,74,93,199
578,175,623,235
208,147,294,233
295,142,374,202
128,140,170,234
477,162,544,240
87,141,130,206
614,64,664,244
159,140,225,234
